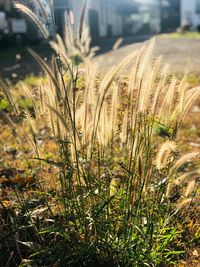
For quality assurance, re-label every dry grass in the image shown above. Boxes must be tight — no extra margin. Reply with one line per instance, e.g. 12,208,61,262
0,2,200,266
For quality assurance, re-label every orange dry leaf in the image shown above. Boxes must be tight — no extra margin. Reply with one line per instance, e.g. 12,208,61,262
188,220,194,230
2,200,11,208
0,176,8,183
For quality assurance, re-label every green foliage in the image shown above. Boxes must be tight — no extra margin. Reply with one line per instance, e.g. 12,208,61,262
153,121,173,138
17,97,33,110
0,96,33,113
186,73,200,86
0,98,12,112
24,75,42,87
76,75,85,89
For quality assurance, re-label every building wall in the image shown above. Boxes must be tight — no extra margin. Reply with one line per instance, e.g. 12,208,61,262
71,0,124,38
106,4,123,36
160,0,180,32
0,0,12,12
150,3,160,33
138,2,160,34
89,0,102,37
181,0,200,28
71,0,86,33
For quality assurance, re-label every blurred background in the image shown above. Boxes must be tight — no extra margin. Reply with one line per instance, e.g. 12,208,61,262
1,0,200,79
1,0,200,43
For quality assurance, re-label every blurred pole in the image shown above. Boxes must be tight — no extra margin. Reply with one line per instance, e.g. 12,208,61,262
158,0,162,33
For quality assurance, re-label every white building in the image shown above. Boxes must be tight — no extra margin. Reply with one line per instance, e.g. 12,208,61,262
70,0,139,39
159,0,200,32
135,0,200,34
138,3,160,34
181,0,200,30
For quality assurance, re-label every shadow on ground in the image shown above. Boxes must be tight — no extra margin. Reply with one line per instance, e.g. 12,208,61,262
0,35,152,81
1,34,200,81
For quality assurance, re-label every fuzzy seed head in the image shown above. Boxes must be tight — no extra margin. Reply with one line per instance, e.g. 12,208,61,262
156,141,177,171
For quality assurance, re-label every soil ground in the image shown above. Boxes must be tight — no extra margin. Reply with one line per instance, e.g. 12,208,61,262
94,37,200,74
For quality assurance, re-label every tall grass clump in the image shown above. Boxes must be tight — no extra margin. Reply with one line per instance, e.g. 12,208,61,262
0,2,200,267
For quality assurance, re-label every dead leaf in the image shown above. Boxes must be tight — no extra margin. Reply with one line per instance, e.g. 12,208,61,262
192,249,199,257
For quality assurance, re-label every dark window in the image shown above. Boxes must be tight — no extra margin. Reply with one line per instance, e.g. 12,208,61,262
196,0,200,14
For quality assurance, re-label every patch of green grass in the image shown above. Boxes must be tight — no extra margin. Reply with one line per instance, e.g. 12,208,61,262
20,74,46,87
0,98,12,112
176,73,200,87
159,32,200,39
23,75,41,87
18,97,33,110
0,97,33,113
186,73,200,86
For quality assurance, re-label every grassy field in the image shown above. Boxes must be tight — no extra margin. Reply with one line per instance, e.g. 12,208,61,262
0,37,200,266
0,3,200,266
